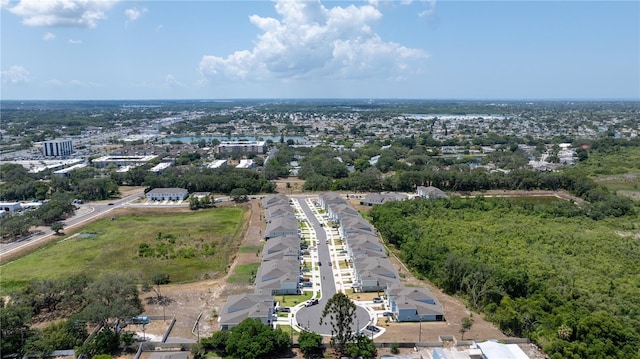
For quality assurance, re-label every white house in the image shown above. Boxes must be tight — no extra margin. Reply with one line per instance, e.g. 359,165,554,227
145,188,188,201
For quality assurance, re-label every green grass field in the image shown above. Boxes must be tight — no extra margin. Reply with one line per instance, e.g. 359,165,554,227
238,245,263,253
226,263,260,284
0,207,245,294
577,145,640,192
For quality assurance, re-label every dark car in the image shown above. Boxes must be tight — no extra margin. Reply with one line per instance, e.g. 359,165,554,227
366,325,380,333
317,261,322,266
382,311,394,317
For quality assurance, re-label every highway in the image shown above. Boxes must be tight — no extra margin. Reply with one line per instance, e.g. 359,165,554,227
0,190,145,261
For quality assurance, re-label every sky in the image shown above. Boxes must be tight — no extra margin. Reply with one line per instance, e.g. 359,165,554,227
1,0,639,100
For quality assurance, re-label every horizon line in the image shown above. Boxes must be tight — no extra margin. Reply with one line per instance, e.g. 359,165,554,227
2,97,639,102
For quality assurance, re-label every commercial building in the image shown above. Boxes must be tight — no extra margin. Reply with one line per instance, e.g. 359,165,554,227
42,139,73,157
216,141,267,155
145,188,188,201
236,159,256,169
92,155,157,168
53,163,88,177
0,202,21,213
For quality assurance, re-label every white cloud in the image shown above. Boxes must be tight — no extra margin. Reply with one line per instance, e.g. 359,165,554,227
199,0,427,82
418,0,436,19
1,65,31,84
43,32,55,41
69,79,101,87
44,79,101,88
68,38,82,44
6,0,120,28
45,79,65,87
124,7,146,22
165,74,184,88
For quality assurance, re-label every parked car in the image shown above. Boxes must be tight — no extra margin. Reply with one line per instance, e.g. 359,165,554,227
366,325,381,333
382,311,393,317
305,298,319,307
373,297,383,303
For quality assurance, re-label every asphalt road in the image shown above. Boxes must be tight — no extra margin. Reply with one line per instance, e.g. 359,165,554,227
0,190,144,260
294,198,369,336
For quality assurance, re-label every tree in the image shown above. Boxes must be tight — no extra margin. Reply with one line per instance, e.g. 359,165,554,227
200,330,230,354
462,268,501,309
23,320,87,357
460,316,474,340
220,318,290,359
298,330,323,358
320,292,356,356
0,304,33,355
79,273,142,329
230,188,249,202
149,271,170,304
0,213,33,240
51,222,64,235
346,333,377,359
76,328,119,358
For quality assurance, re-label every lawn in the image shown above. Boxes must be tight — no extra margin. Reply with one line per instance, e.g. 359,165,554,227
0,207,245,294
238,245,263,254
277,292,314,307
226,263,260,284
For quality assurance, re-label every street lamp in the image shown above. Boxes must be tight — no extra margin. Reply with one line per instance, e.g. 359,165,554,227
419,316,422,343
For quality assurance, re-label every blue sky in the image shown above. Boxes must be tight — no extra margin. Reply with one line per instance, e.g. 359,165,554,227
1,0,638,100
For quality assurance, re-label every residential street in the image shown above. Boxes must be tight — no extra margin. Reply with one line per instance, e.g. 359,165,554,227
288,197,370,336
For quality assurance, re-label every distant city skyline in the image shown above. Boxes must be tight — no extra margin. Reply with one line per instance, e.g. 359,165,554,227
1,0,638,100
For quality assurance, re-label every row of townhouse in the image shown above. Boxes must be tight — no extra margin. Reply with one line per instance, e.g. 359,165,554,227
318,192,445,323
218,194,302,330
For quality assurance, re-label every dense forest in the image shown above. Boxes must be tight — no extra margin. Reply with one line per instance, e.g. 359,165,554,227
370,195,639,358
366,139,640,358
